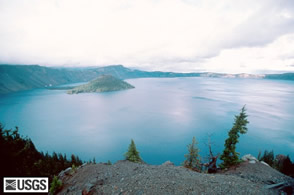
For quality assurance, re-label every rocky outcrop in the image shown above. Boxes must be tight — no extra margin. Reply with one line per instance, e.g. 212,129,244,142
57,160,294,195
222,161,294,194
58,167,72,179
260,161,270,167
241,154,259,164
161,161,174,166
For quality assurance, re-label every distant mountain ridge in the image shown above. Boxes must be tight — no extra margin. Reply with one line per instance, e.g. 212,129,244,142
0,64,293,94
67,75,134,94
199,72,265,79
264,73,294,80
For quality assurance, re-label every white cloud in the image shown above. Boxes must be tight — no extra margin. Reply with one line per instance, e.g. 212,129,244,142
0,0,294,73
201,34,294,73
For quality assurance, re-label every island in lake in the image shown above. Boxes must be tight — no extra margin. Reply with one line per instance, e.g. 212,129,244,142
67,75,134,94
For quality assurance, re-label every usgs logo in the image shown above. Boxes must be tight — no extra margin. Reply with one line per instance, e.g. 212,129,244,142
3,177,48,193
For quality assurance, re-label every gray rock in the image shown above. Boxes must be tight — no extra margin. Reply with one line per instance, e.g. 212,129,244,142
249,160,256,164
260,161,270,166
64,167,72,174
84,182,95,192
58,167,72,178
162,161,174,166
242,154,258,162
58,170,65,178
81,162,87,167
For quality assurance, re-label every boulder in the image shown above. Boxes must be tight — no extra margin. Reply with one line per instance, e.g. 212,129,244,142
260,161,270,166
58,167,72,179
241,154,258,162
81,162,88,168
64,167,72,174
58,170,65,179
161,161,174,166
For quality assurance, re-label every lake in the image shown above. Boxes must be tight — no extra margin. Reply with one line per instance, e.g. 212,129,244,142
0,77,293,165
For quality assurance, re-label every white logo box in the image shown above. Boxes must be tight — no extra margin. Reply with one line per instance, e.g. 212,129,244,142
3,177,48,193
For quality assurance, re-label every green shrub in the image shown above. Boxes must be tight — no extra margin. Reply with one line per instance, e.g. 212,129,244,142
124,139,142,163
49,176,62,195
71,164,77,175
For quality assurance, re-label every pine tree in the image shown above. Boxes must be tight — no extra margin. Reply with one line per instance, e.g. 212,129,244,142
220,106,249,168
124,139,142,163
71,154,77,166
183,136,201,171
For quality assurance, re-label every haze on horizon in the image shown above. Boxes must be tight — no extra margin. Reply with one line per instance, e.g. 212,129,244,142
1,0,294,74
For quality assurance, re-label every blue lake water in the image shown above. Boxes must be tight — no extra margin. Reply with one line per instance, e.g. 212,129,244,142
0,77,293,165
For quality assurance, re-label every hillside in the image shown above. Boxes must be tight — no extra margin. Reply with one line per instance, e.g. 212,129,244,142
67,75,134,94
0,65,96,94
265,73,294,80
0,64,199,94
57,160,294,195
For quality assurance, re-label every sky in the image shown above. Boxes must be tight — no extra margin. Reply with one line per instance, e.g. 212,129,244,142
0,0,294,73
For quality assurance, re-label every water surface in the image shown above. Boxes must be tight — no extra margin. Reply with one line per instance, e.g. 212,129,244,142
0,77,293,164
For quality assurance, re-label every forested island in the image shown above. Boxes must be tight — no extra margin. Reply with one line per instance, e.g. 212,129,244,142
67,75,134,94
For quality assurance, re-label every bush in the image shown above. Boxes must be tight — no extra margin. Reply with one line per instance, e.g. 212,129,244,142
124,139,142,163
49,176,62,195
71,164,77,175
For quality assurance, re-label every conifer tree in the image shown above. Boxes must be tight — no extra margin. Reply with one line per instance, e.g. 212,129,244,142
124,139,142,163
220,106,249,168
183,136,201,171
71,154,77,165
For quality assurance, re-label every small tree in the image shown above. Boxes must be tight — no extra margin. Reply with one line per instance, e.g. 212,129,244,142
220,106,249,168
71,154,76,165
259,150,275,167
107,160,112,165
183,136,201,171
124,139,142,163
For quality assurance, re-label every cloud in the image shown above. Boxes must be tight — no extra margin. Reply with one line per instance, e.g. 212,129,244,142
224,1,294,49
201,33,294,73
0,0,294,73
